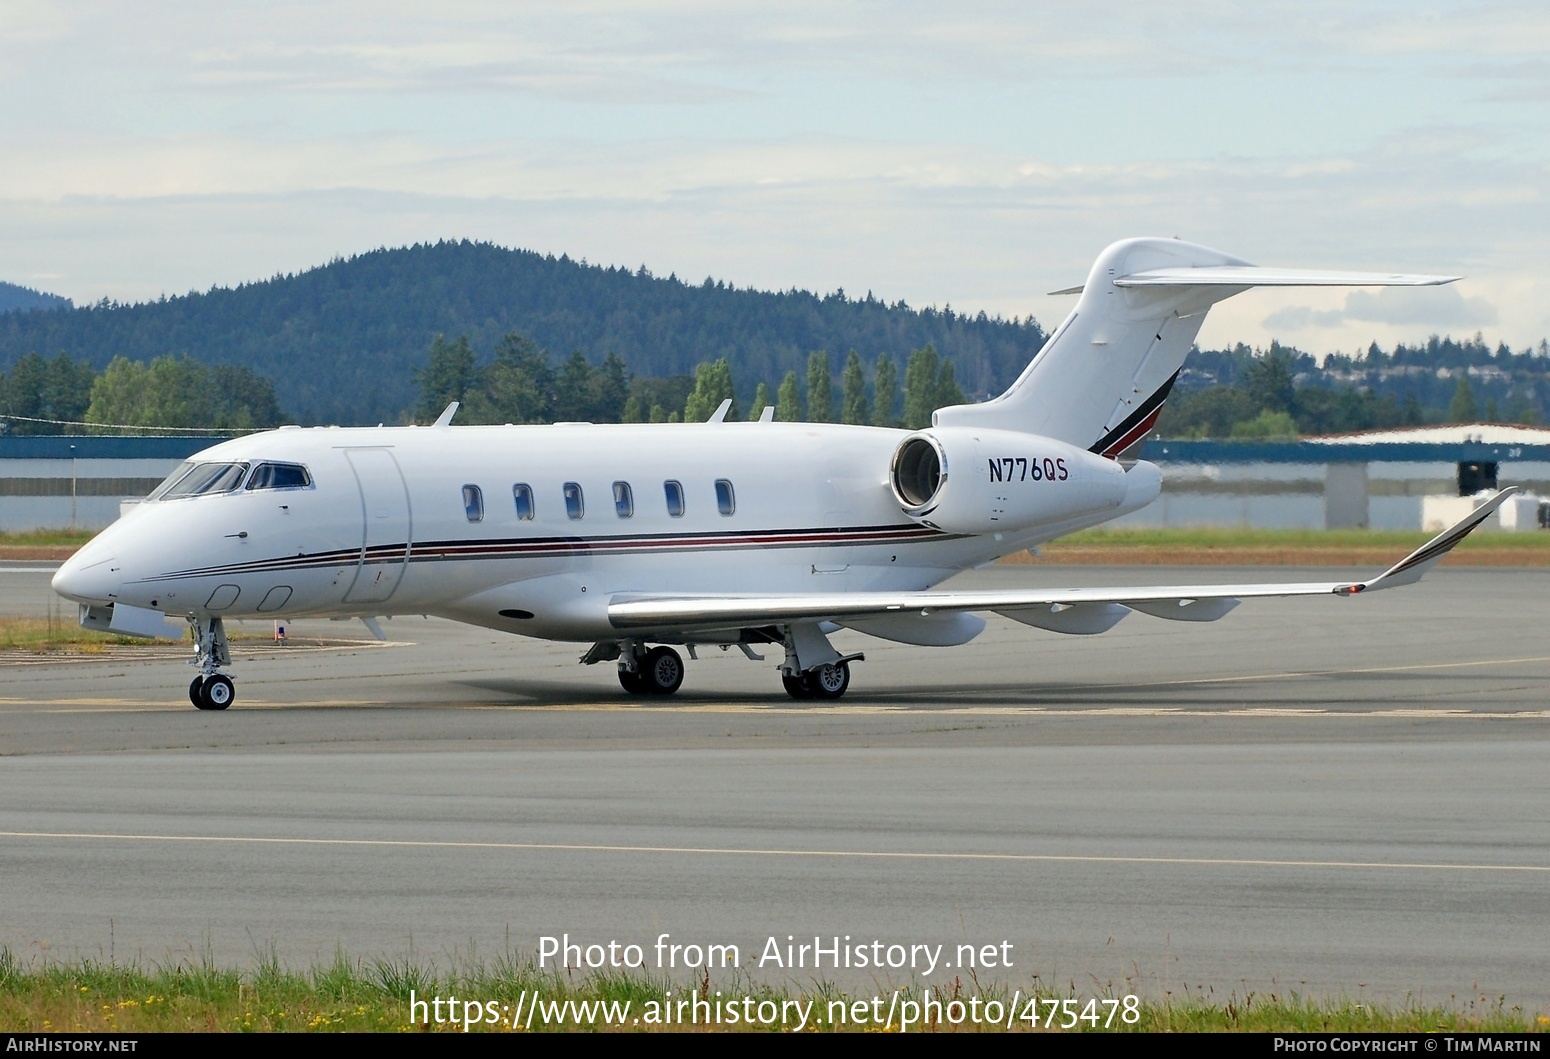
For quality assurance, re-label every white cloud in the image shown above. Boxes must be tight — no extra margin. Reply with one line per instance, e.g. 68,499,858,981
1,1,1547,358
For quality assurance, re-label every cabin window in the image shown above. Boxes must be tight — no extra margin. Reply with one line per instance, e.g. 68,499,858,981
512,483,535,520
246,462,312,491
463,484,484,522
715,479,736,517
664,480,685,518
613,481,634,519
563,482,585,520
151,461,250,500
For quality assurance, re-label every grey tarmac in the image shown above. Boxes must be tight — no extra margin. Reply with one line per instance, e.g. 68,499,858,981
2,563,1548,1011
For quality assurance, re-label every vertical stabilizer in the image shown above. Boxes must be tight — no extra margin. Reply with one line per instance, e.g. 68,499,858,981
932,237,1457,455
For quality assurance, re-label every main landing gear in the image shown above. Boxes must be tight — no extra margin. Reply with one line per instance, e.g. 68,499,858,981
187,616,235,711
584,622,862,701
617,645,685,696
780,661,851,700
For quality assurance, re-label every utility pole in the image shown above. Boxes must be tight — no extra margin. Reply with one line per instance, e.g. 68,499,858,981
70,443,77,528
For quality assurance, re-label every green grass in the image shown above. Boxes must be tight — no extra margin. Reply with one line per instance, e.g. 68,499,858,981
0,616,271,651
0,617,153,650
0,950,1542,1033
1051,526,1550,550
0,528,97,548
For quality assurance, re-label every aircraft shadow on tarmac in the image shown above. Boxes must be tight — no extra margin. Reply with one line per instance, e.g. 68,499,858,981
451,666,1511,713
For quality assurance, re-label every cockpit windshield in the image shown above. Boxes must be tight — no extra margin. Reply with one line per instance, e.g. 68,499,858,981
148,461,250,500
246,462,312,491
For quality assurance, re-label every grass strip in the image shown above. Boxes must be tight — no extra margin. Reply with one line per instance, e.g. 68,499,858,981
1005,526,1550,566
0,528,97,547
0,617,156,651
0,950,1542,1033
0,617,279,652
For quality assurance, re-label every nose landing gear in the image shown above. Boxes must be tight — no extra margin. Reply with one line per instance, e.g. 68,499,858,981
187,616,235,710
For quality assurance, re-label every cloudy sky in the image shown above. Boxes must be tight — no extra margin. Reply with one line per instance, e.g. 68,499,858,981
3,1,1547,357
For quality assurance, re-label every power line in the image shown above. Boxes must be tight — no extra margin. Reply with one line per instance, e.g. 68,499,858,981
0,413,252,435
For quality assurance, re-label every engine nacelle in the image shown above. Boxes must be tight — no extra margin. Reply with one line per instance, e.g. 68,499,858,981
889,427,1131,535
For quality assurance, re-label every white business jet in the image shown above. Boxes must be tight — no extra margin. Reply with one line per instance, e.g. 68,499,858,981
53,238,1509,710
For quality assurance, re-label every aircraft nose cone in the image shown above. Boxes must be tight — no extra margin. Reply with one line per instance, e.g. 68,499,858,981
52,549,120,605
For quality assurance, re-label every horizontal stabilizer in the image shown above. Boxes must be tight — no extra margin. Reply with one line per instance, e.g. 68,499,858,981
1115,266,1459,288
1051,266,1459,296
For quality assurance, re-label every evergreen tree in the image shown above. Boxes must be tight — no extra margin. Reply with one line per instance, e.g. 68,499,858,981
589,352,629,423
776,371,803,422
479,332,554,424
0,353,94,433
1245,346,1296,414
903,345,942,429
414,335,478,423
840,350,869,425
1505,388,1539,426
683,358,737,422
805,350,833,423
206,364,283,429
936,358,965,409
622,393,648,423
554,351,595,421
871,354,899,428
1448,376,1478,423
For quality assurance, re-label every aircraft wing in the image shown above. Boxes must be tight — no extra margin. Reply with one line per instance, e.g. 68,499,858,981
608,489,1515,633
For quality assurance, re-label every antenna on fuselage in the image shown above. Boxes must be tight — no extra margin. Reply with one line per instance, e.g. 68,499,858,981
707,399,732,423
432,402,459,427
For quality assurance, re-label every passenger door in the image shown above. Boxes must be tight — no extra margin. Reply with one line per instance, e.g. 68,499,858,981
343,448,411,604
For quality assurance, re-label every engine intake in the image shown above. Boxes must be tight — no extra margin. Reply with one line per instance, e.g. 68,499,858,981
890,435,947,513
888,427,1136,535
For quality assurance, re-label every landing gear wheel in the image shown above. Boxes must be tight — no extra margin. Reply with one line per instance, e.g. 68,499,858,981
782,672,815,700
641,646,684,695
618,666,650,695
197,674,234,711
188,676,206,708
807,662,850,700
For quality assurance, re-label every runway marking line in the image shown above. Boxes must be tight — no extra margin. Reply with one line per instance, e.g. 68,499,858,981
1,829,1546,875
1085,653,1550,691
3,700,1550,719
3,655,1550,716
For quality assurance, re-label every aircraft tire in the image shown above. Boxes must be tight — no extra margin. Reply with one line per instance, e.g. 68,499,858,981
618,667,650,695
188,676,206,708
807,662,850,700
642,646,684,695
782,672,814,699
197,674,235,711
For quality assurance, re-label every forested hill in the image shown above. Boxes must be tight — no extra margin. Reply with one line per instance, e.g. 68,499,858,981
0,282,71,315
0,241,1046,425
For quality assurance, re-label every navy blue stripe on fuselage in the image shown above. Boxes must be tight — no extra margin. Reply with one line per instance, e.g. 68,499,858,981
134,523,958,584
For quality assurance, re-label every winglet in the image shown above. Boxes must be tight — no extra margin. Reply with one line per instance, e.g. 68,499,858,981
432,402,459,428
1336,488,1518,595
